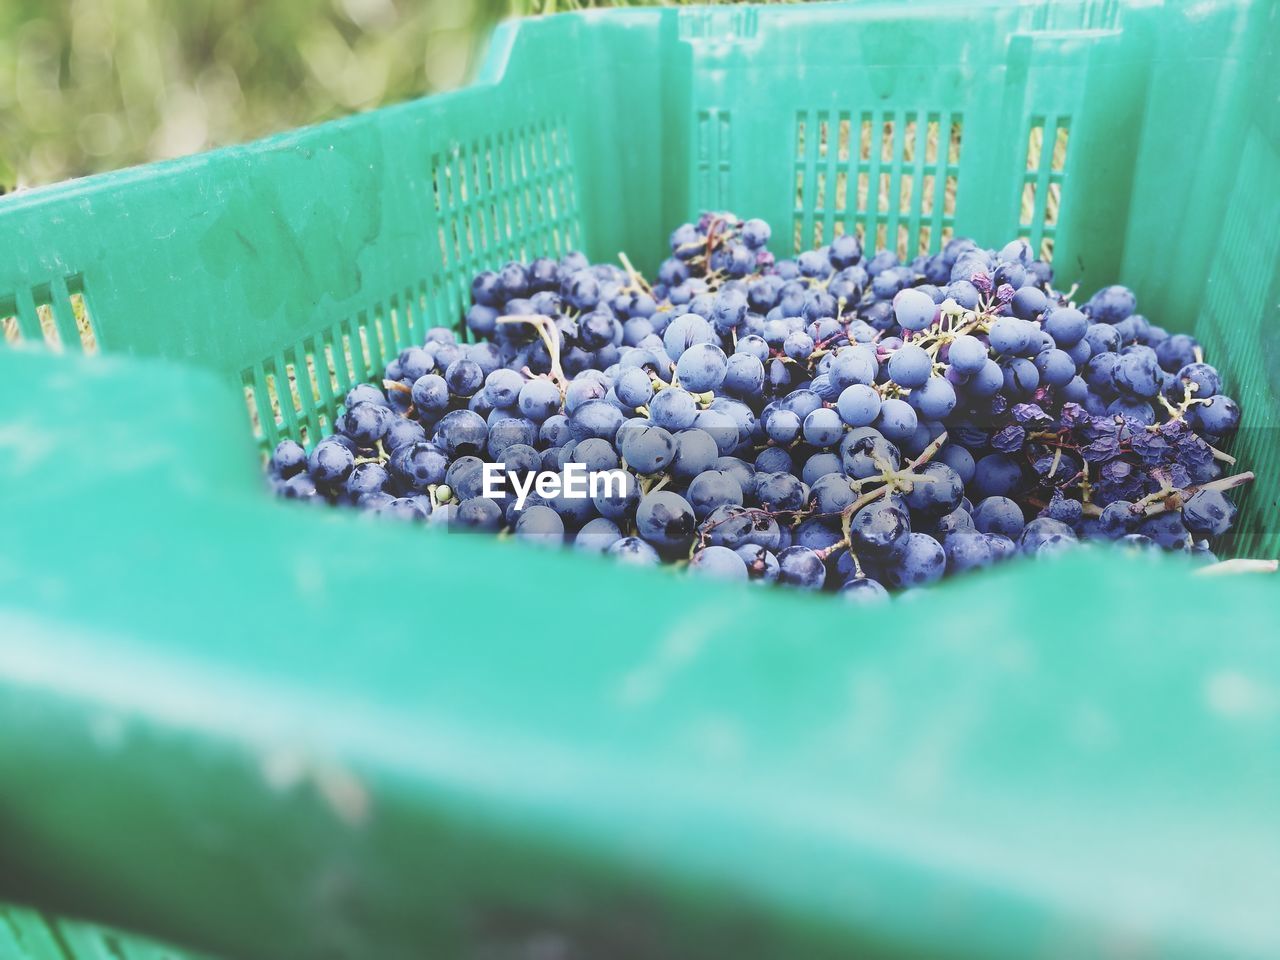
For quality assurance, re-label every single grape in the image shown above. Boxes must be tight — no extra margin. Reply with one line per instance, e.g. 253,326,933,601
973,495,1025,539
777,546,827,590
944,531,994,574
723,352,765,397
937,444,976,485
875,398,918,444
444,358,484,398
670,428,720,480
1176,362,1222,398
972,454,1026,499
687,469,745,519
517,378,563,422
676,342,730,392
909,377,957,420
755,471,807,512
575,517,624,553
689,545,749,581
592,470,640,521
434,409,488,457
850,499,910,556
755,445,793,475
840,426,901,480
886,343,932,388
1088,285,1137,323
892,288,938,331
608,536,661,565
1181,488,1236,538
836,384,881,428
453,496,503,532
1043,307,1087,346
783,330,816,362
1018,517,1077,555
803,407,845,448
636,491,698,551
618,423,676,475
1082,322,1122,356
736,545,781,583
989,316,1033,356
946,335,988,375
649,387,699,431
883,533,946,588
1098,501,1140,539
308,440,355,487
1011,286,1048,321
571,436,620,473
830,346,878,389
828,232,862,268
271,439,307,478
967,359,1005,397
1114,350,1163,398
1035,349,1077,388
1193,395,1240,435
765,408,803,444
346,461,389,499
904,462,963,516
1139,511,1192,550
514,504,566,547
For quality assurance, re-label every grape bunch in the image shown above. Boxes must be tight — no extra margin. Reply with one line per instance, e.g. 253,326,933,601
267,212,1255,599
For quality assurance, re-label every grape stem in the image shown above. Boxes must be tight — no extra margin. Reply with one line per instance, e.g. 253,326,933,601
1027,470,1254,520
1137,470,1255,518
496,315,567,394
1153,381,1207,429
849,550,865,578
1079,456,1093,506
1194,558,1279,576
837,485,894,549
687,432,949,558
644,474,671,496
909,431,950,470
618,252,653,296
1130,484,1177,514
1047,445,1064,479
1207,443,1236,465
690,505,791,556
834,431,949,549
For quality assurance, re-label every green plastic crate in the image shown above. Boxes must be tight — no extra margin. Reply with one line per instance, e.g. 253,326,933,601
1,2,1278,959
0,904,203,960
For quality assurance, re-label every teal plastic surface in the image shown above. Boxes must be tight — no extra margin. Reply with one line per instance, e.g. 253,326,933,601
0,903,203,960
0,1,1278,958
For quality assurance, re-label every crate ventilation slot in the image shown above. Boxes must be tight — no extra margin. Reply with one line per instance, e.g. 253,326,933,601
794,110,963,260
1027,0,1121,32
241,284,431,448
247,119,582,450
1018,116,1070,261
679,7,759,41
0,276,99,354
429,117,580,306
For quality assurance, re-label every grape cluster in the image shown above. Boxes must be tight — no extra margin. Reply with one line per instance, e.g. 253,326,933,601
268,212,1253,599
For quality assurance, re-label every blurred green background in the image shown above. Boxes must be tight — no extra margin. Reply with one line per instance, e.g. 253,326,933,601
1,0,714,191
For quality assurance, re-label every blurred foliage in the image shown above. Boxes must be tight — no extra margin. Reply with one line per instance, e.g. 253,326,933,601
0,0,764,190
0,0,512,188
